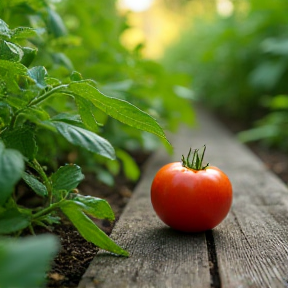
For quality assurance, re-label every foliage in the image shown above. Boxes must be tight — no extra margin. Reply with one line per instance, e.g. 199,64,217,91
56,0,194,150
0,0,195,282
238,94,288,151
0,4,177,285
0,15,136,256
163,0,288,125
2,0,194,185
0,235,59,288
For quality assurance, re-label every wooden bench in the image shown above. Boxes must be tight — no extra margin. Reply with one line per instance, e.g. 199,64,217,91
78,106,288,288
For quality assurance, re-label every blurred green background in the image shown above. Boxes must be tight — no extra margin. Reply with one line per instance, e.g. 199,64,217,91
161,0,288,151
2,0,288,180
83,0,288,152
1,1,288,287
1,0,195,186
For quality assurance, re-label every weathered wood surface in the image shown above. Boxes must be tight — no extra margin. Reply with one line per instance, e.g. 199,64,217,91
78,107,288,288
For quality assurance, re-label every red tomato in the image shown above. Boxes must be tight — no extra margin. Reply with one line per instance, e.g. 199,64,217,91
150,148,232,232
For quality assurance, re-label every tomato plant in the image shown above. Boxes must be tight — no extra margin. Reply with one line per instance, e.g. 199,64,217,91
0,2,169,261
151,146,233,232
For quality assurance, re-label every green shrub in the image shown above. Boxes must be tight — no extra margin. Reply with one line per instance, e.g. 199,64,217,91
0,0,171,276
57,0,194,149
238,94,288,151
163,0,288,121
0,14,162,251
0,0,195,284
0,235,59,288
2,0,194,184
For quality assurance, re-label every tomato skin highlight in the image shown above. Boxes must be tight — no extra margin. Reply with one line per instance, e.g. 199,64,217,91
150,162,233,232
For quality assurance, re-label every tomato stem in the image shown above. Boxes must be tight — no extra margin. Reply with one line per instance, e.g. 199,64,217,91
181,145,209,170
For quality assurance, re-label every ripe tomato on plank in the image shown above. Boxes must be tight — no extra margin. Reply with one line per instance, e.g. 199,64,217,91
150,146,232,232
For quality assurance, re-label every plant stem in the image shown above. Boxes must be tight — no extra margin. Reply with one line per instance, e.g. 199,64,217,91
32,200,64,220
199,145,206,167
29,159,53,204
182,145,209,170
9,108,24,129
27,84,67,107
29,225,36,235
9,85,67,129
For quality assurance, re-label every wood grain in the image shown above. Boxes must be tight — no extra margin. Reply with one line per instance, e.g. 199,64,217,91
188,107,288,288
79,150,211,288
78,106,288,288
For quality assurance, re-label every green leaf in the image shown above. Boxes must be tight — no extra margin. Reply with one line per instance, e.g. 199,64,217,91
262,38,288,56
75,97,102,132
95,169,115,187
70,71,83,81
66,82,170,144
238,125,279,143
0,19,10,38
0,20,36,42
174,85,196,100
0,60,31,108
10,27,37,41
0,235,59,288
50,164,84,192
116,149,140,181
0,208,31,234
51,52,73,70
22,172,48,197
0,40,23,62
52,121,115,159
45,76,61,87
0,102,11,128
2,126,38,160
0,142,24,205
270,95,288,109
22,107,50,123
40,215,61,225
249,60,286,90
0,59,27,76
47,8,67,37
20,47,37,67
72,195,115,220
28,66,48,89
51,113,83,126
61,200,128,256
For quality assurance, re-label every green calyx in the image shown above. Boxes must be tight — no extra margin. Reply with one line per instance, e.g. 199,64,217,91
181,145,209,170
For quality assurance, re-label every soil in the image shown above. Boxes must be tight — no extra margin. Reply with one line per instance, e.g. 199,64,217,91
45,152,150,288
45,114,288,288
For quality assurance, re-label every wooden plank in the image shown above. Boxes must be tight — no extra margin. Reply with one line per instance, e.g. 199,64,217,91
79,106,288,288
215,205,288,288
79,149,211,288
185,107,288,288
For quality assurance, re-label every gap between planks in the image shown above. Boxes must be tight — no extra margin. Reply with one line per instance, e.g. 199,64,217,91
79,106,288,288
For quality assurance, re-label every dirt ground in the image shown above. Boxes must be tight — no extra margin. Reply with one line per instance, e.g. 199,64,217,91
46,115,288,288
46,154,149,288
